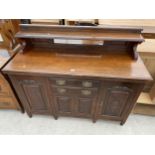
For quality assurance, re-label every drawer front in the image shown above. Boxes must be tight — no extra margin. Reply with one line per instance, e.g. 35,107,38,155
52,85,98,97
0,96,15,109
77,88,98,97
52,86,74,96
49,77,100,88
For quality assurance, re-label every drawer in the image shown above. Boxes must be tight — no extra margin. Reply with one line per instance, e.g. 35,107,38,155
52,86,74,96
52,86,98,97
0,96,15,109
77,88,98,97
0,74,10,95
49,77,100,88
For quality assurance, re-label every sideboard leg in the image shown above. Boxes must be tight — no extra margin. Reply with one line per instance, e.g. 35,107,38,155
27,113,32,118
120,121,125,126
92,118,97,123
54,116,58,120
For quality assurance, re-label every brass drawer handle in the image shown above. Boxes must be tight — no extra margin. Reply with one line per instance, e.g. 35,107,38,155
56,80,66,85
81,90,92,96
57,88,66,93
82,81,92,87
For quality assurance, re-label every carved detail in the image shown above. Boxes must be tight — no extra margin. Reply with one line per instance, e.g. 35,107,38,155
101,85,133,117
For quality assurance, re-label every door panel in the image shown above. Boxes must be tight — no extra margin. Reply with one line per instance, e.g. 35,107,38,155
101,87,131,117
76,97,94,117
96,82,136,120
22,83,48,112
9,76,52,115
54,96,73,115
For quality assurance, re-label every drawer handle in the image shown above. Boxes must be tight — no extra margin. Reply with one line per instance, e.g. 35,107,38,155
57,88,66,93
56,80,66,85
82,81,92,87
0,86,1,92
81,90,92,95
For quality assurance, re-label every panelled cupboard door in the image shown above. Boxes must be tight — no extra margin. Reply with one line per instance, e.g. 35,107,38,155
96,82,141,120
9,75,53,117
75,97,96,117
54,95,74,116
74,88,98,117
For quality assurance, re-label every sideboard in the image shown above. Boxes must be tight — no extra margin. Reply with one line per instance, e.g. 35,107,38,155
2,24,152,125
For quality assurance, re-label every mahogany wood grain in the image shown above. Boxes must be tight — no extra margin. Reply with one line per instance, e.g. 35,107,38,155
3,47,152,82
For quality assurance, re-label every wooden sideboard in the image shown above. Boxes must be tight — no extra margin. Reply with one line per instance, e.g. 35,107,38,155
2,24,152,125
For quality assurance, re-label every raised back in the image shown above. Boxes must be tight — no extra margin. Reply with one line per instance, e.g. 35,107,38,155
15,24,144,60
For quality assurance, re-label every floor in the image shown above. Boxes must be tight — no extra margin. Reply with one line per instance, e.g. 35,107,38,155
0,110,155,135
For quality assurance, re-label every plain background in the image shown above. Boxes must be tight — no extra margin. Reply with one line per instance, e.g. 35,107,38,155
0,0,155,154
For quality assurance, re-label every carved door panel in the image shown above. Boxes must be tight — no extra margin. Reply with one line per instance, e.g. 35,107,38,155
75,97,95,117
50,85,74,116
102,87,131,117
54,95,74,116
96,82,136,119
73,88,98,118
9,75,52,116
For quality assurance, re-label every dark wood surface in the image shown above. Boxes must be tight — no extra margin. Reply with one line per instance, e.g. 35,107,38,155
3,47,152,82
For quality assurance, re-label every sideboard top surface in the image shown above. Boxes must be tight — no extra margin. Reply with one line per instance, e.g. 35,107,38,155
2,47,152,82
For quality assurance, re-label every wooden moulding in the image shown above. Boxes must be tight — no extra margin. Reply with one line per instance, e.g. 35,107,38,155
15,24,144,42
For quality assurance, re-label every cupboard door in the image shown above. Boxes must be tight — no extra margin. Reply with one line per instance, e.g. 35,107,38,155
97,82,136,120
75,97,95,117
54,95,73,116
9,76,52,116
102,87,131,117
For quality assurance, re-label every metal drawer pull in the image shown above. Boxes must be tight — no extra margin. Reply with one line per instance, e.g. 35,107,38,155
56,80,66,85
82,81,92,87
81,90,92,95
57,88,66,93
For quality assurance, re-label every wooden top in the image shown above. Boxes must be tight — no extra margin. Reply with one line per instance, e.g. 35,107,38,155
137,39,155,56
2,47,152,82
15,24,144,42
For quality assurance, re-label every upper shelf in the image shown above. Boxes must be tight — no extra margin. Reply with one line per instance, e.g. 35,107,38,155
15,24,144,42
